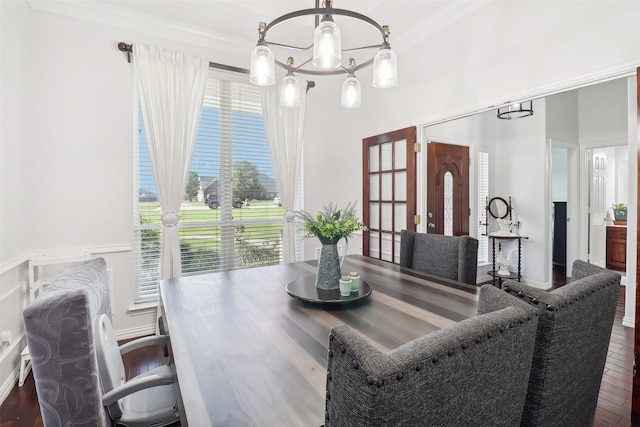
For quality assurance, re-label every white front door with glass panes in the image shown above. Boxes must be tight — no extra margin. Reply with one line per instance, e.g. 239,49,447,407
134,69,287,302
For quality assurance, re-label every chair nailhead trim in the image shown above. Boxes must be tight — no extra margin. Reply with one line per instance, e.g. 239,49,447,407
396,372,403,380
447,349,455,356
340,345,347,354
432,356,439,363
376,379,384,388
328,349,334,358
327,371,332,380
352,360,359,369
416,362,423,371
367,376,375,385
462,342,469,349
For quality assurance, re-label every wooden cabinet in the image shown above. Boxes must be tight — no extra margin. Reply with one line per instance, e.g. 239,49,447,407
606,226,627,271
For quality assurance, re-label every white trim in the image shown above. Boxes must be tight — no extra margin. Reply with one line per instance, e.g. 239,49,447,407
0,368,19,406
0,333,24,366
0,282,23,304
27,0,247,52
114,324,156,341
414,61,639,128
128,301,158,316
1,245,132,276
0,253,29,276
623,316,635,328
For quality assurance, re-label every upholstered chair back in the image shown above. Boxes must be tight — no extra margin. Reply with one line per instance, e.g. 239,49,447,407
23,258,112,427
504,260,620,427
325,285,538,426
399,229,479,285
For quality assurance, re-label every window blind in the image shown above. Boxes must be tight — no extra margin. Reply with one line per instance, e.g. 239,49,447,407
133,68,286,303
477,151,489,264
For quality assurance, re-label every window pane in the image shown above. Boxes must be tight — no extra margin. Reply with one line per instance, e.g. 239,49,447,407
381,203,392,231
369,175,379,201
381,142,392,171
394,139,406,169
394,203,406,231
381,173,392,200
369,145,379,172
133,69,287,303
394,171,406,201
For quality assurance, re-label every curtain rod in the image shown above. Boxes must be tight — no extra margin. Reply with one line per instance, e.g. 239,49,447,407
117,42,315,92
118,42,249,75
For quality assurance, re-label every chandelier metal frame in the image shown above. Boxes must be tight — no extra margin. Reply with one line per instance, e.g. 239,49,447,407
256,2,391,76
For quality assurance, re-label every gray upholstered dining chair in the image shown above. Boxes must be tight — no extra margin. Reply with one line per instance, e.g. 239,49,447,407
503,260,620,427
400,229,479,285
23,258,179,427
23,258,112,426
324,285,539,427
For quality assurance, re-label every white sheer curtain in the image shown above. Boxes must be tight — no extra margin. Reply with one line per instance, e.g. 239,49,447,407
133,44,208,279
262,76,306,263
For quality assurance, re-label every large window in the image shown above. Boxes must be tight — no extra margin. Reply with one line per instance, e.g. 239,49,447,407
133,69,285,302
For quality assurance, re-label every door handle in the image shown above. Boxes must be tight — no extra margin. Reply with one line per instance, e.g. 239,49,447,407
428,223,435,228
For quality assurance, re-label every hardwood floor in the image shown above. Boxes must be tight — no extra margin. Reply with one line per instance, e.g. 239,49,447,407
0,270,634,426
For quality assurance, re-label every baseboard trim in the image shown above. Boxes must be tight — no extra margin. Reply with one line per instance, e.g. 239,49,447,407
115,324,156,341
623,315,635,328
0,368,19,406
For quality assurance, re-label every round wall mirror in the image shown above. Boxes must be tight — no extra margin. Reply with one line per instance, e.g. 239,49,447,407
487,197,510,219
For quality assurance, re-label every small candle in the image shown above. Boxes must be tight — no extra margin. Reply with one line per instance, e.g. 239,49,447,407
349,272,360,292
339,275,352,296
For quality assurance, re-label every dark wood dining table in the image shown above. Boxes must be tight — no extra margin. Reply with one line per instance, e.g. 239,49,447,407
159,255,479,427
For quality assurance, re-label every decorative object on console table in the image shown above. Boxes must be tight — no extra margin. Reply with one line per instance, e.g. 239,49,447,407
612,202,627,224
296,201,366,289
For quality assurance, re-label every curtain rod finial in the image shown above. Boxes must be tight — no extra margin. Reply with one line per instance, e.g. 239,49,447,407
118,42,132,63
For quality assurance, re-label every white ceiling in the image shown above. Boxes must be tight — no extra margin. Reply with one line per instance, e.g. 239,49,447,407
29,0,492,56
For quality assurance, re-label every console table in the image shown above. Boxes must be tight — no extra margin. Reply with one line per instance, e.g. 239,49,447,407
487,234,528,288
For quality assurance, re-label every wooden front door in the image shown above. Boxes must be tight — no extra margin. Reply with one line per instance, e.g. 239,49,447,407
363,127,417,263
426,141,470,235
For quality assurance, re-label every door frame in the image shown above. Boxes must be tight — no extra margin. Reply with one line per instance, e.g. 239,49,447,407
548,139,579,279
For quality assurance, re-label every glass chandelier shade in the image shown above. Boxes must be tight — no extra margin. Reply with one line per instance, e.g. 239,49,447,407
249,44,275,86
341,75,361,109
280,74,301,107
312,19,342,69
249,2,398,108
372,46,398,89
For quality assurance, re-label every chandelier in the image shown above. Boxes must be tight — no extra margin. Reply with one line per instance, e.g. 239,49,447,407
249,0,398,108
497,101,534,120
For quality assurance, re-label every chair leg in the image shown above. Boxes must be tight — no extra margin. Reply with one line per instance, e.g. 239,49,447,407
18,353,31,387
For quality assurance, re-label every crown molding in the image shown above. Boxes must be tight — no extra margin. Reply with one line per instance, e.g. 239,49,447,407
392,0,493,53
27,0,250,51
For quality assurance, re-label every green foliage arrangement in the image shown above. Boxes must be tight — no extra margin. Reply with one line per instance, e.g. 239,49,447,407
612,203,627,215
297,201,366,241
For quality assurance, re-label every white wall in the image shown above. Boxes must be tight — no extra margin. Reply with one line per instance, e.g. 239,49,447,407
2,0,640,400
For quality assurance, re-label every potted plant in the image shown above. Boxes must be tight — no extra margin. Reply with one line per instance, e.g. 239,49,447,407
612,203,627,221
296,202,365,289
